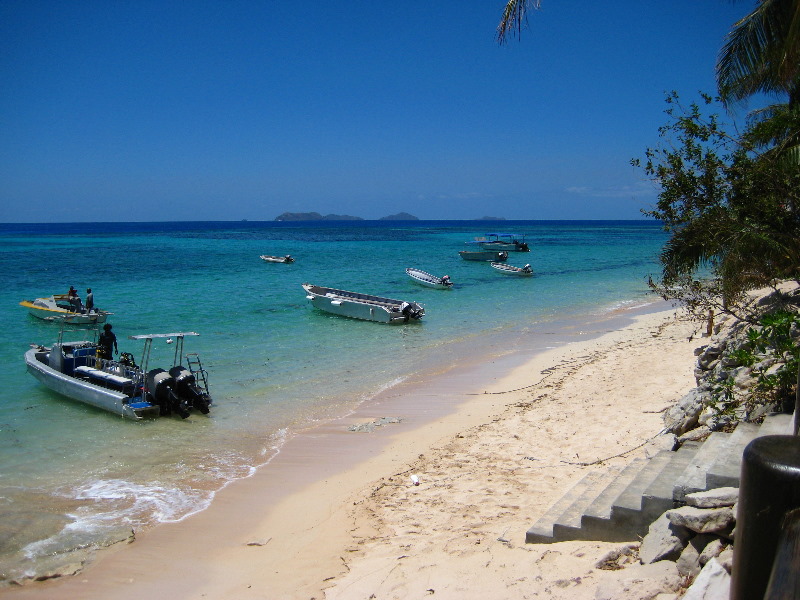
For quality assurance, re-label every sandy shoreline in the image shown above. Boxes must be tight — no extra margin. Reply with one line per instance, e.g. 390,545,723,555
3,304,702,599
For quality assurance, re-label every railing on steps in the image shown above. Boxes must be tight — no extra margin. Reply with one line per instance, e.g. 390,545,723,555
763,508,800,600
729,435,800,600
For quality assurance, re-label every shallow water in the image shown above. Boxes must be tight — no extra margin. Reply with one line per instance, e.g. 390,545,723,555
0,220,667,581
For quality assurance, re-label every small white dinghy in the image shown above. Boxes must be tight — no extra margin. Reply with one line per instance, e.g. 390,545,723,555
490,262,533,276
260,254,294,263
302,283,424,323
405,268,453,289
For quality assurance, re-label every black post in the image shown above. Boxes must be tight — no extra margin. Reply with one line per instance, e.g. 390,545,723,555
764,508,800,600
794,363,799,436
731,436,800,600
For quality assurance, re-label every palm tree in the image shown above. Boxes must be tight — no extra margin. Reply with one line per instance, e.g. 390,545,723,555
496,0,541,44
716,0,800,107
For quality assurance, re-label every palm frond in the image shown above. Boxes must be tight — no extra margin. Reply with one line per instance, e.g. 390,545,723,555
496,0,541,45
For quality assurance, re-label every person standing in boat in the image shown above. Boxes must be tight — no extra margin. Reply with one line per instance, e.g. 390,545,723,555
67,286,82,312
98,323,118,361
85,288,94,313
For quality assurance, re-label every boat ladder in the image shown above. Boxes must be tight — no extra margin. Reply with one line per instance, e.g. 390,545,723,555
185,352,210,394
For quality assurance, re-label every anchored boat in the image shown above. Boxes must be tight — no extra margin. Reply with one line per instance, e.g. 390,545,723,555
458,250,509,262
490,262,533,276
405,268,453,289
302,283,424,323
260,254,294,263
25,327,212,420
467,233,530,252
20,294,112,324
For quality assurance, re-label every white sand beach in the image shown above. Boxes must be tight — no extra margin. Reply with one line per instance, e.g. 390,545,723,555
3,306,702,600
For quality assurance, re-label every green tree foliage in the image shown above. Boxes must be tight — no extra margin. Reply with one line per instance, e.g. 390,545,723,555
632,92,800,316
716,0,800,107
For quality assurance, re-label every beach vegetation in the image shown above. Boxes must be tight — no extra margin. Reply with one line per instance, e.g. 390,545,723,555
716,0,800,109
633,91,800,320
710,310,800,420
634,0,800,319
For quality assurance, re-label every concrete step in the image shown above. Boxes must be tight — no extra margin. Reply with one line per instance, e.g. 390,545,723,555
704,413,794,489
550,467,625,542
525,411,796,546
525,470,608,544
604,451,676,540
759,412,794,435
641,442,701,521
672,431,732,502
705,422,761,489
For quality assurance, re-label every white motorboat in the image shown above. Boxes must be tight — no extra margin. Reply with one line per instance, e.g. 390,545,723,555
20,294,112,324
25,327,213,420
490,262,533,276
458,250,509,262
260,254,294,263
302,283,424,323
405,268,453,289
467,233,530,252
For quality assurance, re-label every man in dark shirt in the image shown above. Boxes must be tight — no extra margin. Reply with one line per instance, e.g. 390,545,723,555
98,323,118,360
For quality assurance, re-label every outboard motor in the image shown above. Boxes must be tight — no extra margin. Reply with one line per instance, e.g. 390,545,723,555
169,366,211,414
400,301,424,322
146,368,190,419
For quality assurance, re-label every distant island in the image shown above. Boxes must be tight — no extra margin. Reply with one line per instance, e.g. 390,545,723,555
272,212,509,221
274,211,419,221
274,212,363,221
379,212,419,221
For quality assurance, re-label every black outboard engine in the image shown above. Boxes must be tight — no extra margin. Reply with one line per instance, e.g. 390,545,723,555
400,301,424,322
169,366,211,414
146,368,190,419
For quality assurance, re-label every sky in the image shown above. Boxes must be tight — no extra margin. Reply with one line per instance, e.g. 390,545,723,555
0,1,763,222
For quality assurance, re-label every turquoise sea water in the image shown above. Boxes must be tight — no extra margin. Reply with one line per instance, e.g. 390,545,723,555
0,220,667,582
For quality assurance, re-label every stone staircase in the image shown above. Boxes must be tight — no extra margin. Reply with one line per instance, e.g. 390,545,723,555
525,412,794,544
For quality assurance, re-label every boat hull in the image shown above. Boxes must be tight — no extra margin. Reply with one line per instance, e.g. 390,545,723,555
24,348,154,419
490,262,533,276
260,255,294,263
20,298,109,324
458,251,508,262
406,268,453,289
303,284,424,323
477,242,529,252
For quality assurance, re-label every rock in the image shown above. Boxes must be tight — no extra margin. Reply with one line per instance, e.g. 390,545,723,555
664,390,708,435
644,434,678,457
681,558,731,600
594,543,638,570
685,488,739,508
666,506,735,535
593,561,682,600
639,513,692,564
717,546,734,572
698,538,725,566
733,367,754,389
676,539,702,577
678,427,711,445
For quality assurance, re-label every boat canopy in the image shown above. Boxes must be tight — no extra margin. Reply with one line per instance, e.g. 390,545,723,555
128,332,199,340
479,233,523,239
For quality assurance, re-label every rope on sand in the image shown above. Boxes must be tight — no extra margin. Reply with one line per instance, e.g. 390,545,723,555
559,428,669,467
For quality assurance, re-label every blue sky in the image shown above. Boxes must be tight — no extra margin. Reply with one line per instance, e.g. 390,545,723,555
1,1,758,222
